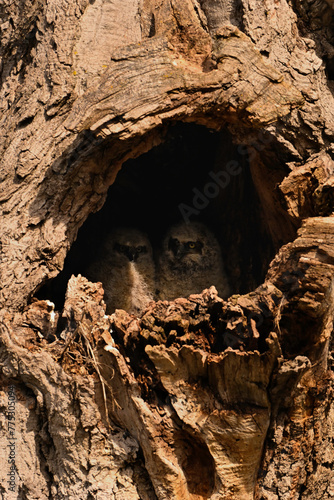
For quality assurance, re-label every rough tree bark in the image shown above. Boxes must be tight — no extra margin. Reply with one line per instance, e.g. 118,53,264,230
0,0,333,499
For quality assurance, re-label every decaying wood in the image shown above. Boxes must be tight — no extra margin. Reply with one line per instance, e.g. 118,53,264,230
0,19,305,311
0,0,334,498
1,213,333,498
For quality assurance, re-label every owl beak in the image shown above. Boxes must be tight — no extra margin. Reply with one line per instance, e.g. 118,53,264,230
173,246,187,259
127,247,138,262
168,238,181,257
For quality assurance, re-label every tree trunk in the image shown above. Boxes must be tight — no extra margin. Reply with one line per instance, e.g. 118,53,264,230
0,0,333,499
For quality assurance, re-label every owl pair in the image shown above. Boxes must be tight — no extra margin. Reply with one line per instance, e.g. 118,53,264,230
86,222,230,316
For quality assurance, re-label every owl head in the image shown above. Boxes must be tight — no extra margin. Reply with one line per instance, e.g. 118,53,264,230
103,227,153,265
161,221,220,271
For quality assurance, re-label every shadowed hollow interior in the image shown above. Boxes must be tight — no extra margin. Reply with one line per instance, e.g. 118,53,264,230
37,122,292,309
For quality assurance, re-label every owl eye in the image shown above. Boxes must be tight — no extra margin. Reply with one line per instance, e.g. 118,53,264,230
187,242,196,249
114,243,128,254
136,246,147,253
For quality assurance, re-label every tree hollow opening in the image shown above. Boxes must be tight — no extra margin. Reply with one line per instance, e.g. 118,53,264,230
37,122,296,313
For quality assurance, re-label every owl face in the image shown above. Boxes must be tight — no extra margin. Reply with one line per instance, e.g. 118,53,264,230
162,222,216,270
113,242,149,262
168,237,203,259
104,228,153,265
158,221,230,300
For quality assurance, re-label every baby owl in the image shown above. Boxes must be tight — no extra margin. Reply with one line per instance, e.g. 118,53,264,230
157,221,230,300
86,227,155,315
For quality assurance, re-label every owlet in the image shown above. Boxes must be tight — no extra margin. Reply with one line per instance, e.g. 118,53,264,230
86,227,155,315
157,221,230,301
